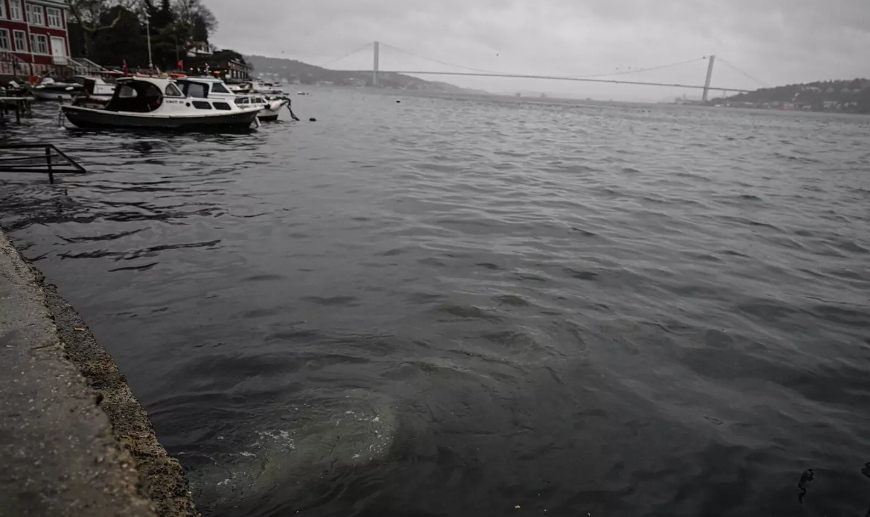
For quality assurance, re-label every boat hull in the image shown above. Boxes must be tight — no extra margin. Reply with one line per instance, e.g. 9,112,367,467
257,111,280,122
255,98,289,122
32,88,77,101
62,106,260,130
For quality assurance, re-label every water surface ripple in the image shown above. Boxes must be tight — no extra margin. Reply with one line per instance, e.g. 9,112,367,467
2,93,869,516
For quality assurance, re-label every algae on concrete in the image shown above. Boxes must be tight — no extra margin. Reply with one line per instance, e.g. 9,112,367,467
0,230,198,517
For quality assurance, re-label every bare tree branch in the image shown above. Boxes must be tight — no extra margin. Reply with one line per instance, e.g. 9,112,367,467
65,0,138,33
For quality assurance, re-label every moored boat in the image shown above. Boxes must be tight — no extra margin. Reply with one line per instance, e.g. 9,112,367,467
70,76,116,108
175,76,298,122
28,77,83,101
228,80,284,96
61,76,260,130
235,94,288,121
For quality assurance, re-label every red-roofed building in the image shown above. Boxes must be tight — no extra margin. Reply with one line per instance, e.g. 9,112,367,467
0,0,75,78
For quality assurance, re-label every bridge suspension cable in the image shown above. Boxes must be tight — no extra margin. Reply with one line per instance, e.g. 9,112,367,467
379,42,504,74
319,42,373,68
716,58,769,87
380,43,708,81
569,57,707,79
320,42,753,93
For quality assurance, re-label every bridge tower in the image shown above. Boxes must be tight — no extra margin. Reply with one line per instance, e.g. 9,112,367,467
373,41,380,86
701,55,716,103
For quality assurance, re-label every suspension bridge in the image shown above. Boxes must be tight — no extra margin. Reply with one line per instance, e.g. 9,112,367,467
320,42,765,101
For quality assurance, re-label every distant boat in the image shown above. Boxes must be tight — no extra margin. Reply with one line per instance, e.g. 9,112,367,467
229,80,284,96
228,82,252,94
61,77,261,130
28,77,83,101
175,76,294,122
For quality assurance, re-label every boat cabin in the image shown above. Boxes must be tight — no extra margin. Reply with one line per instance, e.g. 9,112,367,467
104,77,183,113
101,77,239,114
235,94,268,107
174,77,235,100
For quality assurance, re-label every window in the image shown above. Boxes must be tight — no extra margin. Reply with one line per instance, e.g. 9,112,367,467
182,82,208,98
0,30,10,51
0,1,6,19
26,4,44,25
8,0,21,21
192,100,212,110
164,83,183,97
212,102,231,111
118,84,138,98
211,82,230,94
46,7,61,28
30,34,48,54
13,30,26,52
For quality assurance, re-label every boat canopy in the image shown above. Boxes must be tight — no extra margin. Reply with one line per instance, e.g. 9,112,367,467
104,77,183,113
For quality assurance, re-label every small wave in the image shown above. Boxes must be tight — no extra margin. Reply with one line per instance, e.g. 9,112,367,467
437,303,503,322
302,296,360,307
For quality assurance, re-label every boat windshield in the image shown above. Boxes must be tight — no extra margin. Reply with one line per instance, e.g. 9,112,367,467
211,82,231,94
164,83,183,97
105,81,163,112
178,81,209,98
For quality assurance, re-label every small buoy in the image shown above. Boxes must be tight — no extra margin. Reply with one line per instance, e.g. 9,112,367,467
309,117,316,122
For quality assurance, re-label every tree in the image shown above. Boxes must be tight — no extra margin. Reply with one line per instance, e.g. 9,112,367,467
92,5,147,68
151,0,172,29
211,49,245,65
140,0,217,68
191,13,209,42
64,0,137,58
174,0,216,42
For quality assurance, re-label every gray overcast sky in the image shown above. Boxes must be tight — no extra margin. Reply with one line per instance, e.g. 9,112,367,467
207,0,870,101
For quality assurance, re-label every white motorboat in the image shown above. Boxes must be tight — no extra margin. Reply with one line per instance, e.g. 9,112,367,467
229,80,284,96
70,76,116,108
251,80,285,96
228,82,251,94
235,94,287,121
61,76,261,130
175,76,298,122
28,77,83,101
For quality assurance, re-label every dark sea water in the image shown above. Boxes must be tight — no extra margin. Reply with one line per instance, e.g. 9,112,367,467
1,91,869,516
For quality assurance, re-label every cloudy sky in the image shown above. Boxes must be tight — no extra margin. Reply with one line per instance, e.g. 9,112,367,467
206,0,870,101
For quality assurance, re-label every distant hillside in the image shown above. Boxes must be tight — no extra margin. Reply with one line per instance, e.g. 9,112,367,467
718,78,870,113
246,55,484,93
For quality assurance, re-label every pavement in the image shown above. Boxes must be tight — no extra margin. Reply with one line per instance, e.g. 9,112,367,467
0,230,194,517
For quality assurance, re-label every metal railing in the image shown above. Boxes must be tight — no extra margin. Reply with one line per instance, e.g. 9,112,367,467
0,50,32,77
69,57,110,74
0,95,34,125
0,144,87,184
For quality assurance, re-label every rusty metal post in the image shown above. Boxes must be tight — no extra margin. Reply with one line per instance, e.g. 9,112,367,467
45,147,54,184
